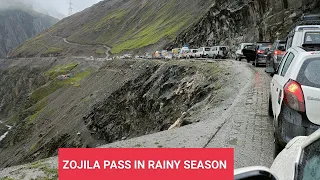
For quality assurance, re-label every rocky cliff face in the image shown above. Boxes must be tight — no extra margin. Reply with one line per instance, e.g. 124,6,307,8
0,9,58,58
167,0,320,54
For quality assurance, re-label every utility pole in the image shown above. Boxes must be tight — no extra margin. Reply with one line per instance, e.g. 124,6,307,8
68,0,73,16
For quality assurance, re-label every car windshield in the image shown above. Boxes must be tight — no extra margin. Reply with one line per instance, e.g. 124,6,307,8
220,47,226,50
304,32,320,44
205,48,211,51
192,50,198,53
298,139,320,180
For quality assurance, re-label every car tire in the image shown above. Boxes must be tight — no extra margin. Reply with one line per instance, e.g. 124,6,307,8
274,114,285,159
268,96,273,117
274,136,283,159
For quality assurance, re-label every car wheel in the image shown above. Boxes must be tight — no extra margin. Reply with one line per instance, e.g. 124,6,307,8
274,136,283,159
268,96,273,117
274,114,285,159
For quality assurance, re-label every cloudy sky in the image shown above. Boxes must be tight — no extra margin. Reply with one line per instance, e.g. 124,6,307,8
0,0,102,19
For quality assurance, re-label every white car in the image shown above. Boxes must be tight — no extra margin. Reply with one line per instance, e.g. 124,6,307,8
195,47,211,58
209,46,229,59
285,14,320,51
235,129,320,180
286,27,320,50
235,43,253,61
187,49,198,58
266,46,320,155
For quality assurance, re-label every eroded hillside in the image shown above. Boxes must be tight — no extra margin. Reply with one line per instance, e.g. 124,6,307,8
168,0,320,52
0,58,233,168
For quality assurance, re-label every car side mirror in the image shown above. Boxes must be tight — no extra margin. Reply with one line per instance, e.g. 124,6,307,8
235,167,278,180
265,67,276,76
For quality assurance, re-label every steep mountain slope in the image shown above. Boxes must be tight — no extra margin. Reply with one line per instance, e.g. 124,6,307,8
168,0,320,52
0,57,232,168
0,9,58,58
10,0,213,57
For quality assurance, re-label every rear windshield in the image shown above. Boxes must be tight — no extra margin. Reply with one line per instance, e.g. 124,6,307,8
244,45,256,51
279,43,286,47
297,58,320,88
220,47,227,50
304,32,320,44
257,43,272,50
205,48,211,51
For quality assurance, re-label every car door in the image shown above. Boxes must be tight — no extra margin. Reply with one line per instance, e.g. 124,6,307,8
242,45,257,62
271,52,296,118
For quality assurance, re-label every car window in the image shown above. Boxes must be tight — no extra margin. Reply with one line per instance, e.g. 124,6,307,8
304,32,320,44
297,139,320,180
280,53,295,76
257,43,272,50
277,52,289,74
286,36,293,50
297,58,320,88
271,42,277,51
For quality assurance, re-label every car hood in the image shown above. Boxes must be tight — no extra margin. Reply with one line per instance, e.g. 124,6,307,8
270,136,306,180
271,130,320,180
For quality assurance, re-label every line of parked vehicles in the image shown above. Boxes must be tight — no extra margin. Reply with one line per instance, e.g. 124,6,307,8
236,14,320,180
142,45,230,60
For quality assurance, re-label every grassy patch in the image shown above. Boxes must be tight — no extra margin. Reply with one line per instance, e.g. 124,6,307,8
43,47,63,55
31,70,92,103
45,63,78,80
0,177,15,180
110,15,190,54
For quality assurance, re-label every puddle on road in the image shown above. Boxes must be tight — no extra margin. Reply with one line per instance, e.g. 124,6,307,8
228,138,238,145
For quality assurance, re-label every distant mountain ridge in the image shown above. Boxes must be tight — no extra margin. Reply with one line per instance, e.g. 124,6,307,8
0,9,58,58
10,0,213,57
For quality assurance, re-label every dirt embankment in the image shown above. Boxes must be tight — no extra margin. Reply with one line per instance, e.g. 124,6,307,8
0,58,230,169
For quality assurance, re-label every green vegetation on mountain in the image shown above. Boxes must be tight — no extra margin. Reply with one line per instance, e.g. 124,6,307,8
11,0,212,57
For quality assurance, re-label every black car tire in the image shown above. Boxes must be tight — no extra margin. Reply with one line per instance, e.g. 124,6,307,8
274,136,283,159
268,96,273,117
274,114,285,159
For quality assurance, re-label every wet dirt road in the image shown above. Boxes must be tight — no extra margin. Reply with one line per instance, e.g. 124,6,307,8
101,60,275,168
205,63,274,168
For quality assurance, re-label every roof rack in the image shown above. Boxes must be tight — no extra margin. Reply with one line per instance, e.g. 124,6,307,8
301,14,320,22
288,14,320,31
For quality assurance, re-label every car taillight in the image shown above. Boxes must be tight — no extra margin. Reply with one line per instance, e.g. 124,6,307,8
274,50,285,55
257,50,264,54
284,80,305,112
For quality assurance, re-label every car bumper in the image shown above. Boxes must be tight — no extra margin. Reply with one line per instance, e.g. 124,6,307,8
278,105,320,145
256,55,267,64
